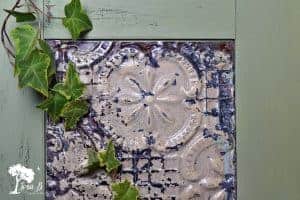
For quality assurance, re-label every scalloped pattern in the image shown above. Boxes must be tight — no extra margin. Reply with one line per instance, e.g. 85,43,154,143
46,41,236,200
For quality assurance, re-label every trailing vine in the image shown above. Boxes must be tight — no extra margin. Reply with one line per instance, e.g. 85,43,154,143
1,0,139,199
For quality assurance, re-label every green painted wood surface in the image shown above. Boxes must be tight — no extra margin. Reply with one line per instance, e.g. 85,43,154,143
43,0,235,39
0,1,45,200
1,0,300,199
236,0,300,199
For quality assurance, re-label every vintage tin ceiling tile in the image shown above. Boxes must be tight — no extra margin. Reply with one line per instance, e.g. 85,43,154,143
46,41,236,200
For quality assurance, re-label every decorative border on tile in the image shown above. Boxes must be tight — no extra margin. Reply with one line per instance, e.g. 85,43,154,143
45,41,236,200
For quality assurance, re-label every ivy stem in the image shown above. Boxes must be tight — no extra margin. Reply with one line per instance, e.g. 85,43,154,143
1,0,22,66
50,17,64,19
1,0,64,67
27,0,64,20
26,0,43,13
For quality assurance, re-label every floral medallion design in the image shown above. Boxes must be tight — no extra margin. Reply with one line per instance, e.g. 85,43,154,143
46,41,236,200
95,48,205,151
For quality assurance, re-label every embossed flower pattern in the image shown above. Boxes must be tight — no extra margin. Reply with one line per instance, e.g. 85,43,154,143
114,66,184,130
46,41,236,200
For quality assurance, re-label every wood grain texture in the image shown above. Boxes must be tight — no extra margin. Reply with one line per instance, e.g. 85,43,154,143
236,0,300,199
43,0,235,39
1,0,300,199
0,1,44,200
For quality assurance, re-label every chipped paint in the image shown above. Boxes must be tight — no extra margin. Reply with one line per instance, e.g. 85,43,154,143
46,41,236,199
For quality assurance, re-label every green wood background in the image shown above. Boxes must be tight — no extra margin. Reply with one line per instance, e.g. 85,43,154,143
0,1,45,200
43,0,235,39
0,0,299,199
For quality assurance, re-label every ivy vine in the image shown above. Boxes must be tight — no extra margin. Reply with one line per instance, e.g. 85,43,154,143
1,0,139,199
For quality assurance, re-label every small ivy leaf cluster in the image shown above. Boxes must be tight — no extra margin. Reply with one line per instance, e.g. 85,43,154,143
11,24,52,97
37,63,88,130
112,180,140,200
85,140,140,200
4,0,140,198
10,23,88,129
8,0,93,129
6,0,92,40
85,140,121,173
8,0,93,96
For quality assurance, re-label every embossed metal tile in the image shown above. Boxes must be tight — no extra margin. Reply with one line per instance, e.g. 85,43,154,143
46,41,236,200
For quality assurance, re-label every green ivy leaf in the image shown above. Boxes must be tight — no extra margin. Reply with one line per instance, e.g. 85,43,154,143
38,39,55,80
62,0,93,40
37,93,68,123
84,141,121,174
86,149,101,172
11,24,38,63
61,100,88,130
16,50,49,96
52,83,70,99
111,180,140,200
52,62,85,100
4,9,36,22
98,140,121,173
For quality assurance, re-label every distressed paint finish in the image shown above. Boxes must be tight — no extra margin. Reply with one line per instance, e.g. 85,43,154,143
0,1,45,200
1,0,300,200
43,0,235,39
236,1,300,200
45,41,235,200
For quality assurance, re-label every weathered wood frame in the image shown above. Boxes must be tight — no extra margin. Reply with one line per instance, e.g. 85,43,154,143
0,0,299,199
